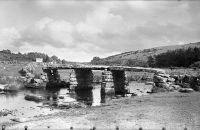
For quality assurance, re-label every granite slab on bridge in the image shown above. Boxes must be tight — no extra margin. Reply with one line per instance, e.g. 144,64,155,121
43,64,164,73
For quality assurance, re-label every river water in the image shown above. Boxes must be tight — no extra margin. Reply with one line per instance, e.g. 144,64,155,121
0,84,114,110
0,82,153,125
0,82,152,111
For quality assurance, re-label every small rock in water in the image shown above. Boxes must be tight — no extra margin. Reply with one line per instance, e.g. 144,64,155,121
125,94,132,97
58,96,64,99
10,117,28,123
145,82,154,85
0,91,5,94
0,84,7,91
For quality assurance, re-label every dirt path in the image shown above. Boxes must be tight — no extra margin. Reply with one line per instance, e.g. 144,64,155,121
2,92,200,130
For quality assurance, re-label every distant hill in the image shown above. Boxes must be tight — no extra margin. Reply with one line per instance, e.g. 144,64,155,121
91,42,200,66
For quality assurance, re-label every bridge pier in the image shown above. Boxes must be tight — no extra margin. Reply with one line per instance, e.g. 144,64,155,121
70,69,93,90
43,68,62,88
69,71,78,90
101,70,115,95
111,70,128,95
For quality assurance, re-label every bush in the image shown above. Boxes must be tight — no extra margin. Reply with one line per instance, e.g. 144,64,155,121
189,61,200,68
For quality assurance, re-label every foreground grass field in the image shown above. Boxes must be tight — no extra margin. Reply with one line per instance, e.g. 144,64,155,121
5,91,200,130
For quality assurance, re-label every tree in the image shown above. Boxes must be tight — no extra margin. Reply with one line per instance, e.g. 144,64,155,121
147,56,155,67
2,49,11,54
125,59,135,66
62,59,68,64
153,47,200,67
91,57,101,64
50,55,61,63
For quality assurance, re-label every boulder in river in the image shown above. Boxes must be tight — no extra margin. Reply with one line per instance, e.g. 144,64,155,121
179,88,194,93
24,94,44,102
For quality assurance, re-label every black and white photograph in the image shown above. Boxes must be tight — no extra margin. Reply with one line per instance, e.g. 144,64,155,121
0,0,200,129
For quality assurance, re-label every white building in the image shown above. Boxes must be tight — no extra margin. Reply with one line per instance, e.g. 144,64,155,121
36,58,43,63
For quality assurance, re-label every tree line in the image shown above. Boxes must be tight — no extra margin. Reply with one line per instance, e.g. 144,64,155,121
91,56,148,67
148,47,200,68
0,49,68,63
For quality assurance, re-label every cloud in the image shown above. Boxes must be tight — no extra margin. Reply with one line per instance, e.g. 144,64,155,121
0,1,200,62
0,27,21,49
16,17,75,48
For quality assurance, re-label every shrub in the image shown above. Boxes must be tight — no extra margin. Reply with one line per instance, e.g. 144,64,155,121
189,61,200,68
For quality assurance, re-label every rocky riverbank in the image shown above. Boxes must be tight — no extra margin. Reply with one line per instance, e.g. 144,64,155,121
152,71,200,93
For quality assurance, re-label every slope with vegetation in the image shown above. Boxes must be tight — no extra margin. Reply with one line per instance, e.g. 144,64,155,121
91,42,200,67
149,47,200,68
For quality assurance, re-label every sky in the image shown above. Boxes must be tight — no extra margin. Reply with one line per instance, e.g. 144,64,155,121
0,0,200,62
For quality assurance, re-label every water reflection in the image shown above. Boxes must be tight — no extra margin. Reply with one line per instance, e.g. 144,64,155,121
92,88,101,106
0,91,18,98
74,90,93,105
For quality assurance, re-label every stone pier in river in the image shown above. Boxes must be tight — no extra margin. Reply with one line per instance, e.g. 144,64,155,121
43,64,164,94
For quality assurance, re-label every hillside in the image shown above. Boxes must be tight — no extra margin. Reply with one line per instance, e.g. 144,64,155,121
91,42,200,66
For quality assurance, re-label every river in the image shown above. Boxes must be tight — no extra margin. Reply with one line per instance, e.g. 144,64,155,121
0,83,117,124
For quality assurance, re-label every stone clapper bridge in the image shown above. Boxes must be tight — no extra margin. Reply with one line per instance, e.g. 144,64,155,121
43,64,164,94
